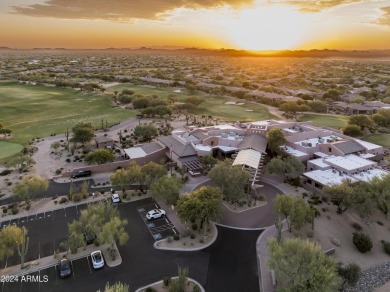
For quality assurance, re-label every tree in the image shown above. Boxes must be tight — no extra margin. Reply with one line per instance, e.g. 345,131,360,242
274,194,312,232
66,202,128,252
343,124,363,137
98,281,129,292
308,101,327,113
338,263,361,291
267,128,286,154
208,159,250,202
0,225,24,261
0,128,12,139
13,175,48,202
50,141,61,153
133,123,158,142
72,121,95,146
199,155,217,171
279,101,309,116
368,174,390,219
110,162,145,190
266,155,305,181
348,114,375,130
141,162,167,191
323,179,354,214
85,149,115,165
151,176,181,205
322,88,340,100
177,186,222,235
9,156,35,172
268,237,338,292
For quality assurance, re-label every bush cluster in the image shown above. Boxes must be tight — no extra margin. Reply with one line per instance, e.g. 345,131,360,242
353,232,373,253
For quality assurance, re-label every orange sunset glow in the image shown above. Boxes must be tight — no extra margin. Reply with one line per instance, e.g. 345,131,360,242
0,0,390,50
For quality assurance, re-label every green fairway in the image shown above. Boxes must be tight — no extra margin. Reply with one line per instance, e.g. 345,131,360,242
297,114,348,129
362,134,390,147
108,84,276,121
0,141,23,160
0,81,134,145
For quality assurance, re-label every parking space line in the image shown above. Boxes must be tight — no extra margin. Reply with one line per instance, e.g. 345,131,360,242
71,261,76,279
1,281,4,292
38,242,40,259
86,256,93,274
54,265,59,286
64,208,66,218
75,205,78,214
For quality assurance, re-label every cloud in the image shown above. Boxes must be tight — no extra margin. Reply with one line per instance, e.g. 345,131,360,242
376,6,390,25
271,0,363,13
11,0,253,21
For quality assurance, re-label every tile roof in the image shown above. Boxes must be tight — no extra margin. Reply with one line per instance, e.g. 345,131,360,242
238,134,267,153
158,135,197,157
332,140,366,155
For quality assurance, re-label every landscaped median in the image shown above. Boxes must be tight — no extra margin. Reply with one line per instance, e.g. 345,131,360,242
154,223,218,251
135,276,205,292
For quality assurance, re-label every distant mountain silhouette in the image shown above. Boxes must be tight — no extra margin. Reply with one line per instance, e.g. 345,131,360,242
1,46,390,58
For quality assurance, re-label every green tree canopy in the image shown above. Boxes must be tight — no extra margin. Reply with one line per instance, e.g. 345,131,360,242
133,123,158,142
9,156,35,172
268,237,339,292
72,121,95,146
85,149,115,165
266,155,305,180
110,162,145,190
208,159,250,202
13,175,48,202
67,201,128,252
267,128,286,154
141,161,167,191
0,225,25,261
177,186,222,235
348,114,375,130
151,176,181,205
342,124,363,137
98,281,129,292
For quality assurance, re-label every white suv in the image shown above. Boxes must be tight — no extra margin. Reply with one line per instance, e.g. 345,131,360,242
146,209,166,220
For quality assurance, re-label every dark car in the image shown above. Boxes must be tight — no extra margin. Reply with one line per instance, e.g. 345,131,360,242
59,259,71,278
71,170,92,179
84,233,97,245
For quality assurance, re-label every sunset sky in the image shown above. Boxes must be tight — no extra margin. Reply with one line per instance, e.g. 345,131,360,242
1,0,390,50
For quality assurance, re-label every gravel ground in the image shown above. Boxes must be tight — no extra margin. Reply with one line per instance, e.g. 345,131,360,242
346,262,390,292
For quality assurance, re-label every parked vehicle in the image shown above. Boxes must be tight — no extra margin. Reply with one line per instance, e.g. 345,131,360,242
111,193,120,203
71,170,92,179
59,258,72,278
91,250,105,269
84,233,97,245
146,209,166,220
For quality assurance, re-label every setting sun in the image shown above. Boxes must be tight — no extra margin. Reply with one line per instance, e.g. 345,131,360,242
222,6,312,50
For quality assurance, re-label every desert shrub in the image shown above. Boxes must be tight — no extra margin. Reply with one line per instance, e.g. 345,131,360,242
321,196,329,203
163,276,172,287
72,193,82,202
11,207,19,215
54,200,58,204
145,288,156,292
66,158,71,163
25,203,31,211
190,234,196,239
3,208,8,214
193,285,201,292
192,223,198,231
7,182,12,186
377,221,384,226
173,234,180,241
353,232,373,253
55,169,62,175
381,240,390,255
351,222,363,231
0,169,11,176
59,197,68,204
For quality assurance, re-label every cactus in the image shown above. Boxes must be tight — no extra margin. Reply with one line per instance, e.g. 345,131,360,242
17,227,29,269
275,216,283,243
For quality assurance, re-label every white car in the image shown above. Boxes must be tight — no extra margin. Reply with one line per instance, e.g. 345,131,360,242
91,250,104,269
146,209,166,220
111,193,120,203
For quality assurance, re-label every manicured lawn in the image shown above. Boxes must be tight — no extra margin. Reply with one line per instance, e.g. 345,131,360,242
297,114,349,129
362,134,390,147
0,81,134,146
108,84,276,121
0,141,23,160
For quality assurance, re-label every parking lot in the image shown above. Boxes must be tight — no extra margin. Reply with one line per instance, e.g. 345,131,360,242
1,256,108,292
137,203,179,241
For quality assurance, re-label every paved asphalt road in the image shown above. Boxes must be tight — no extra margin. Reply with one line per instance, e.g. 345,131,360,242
1,198,263,292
